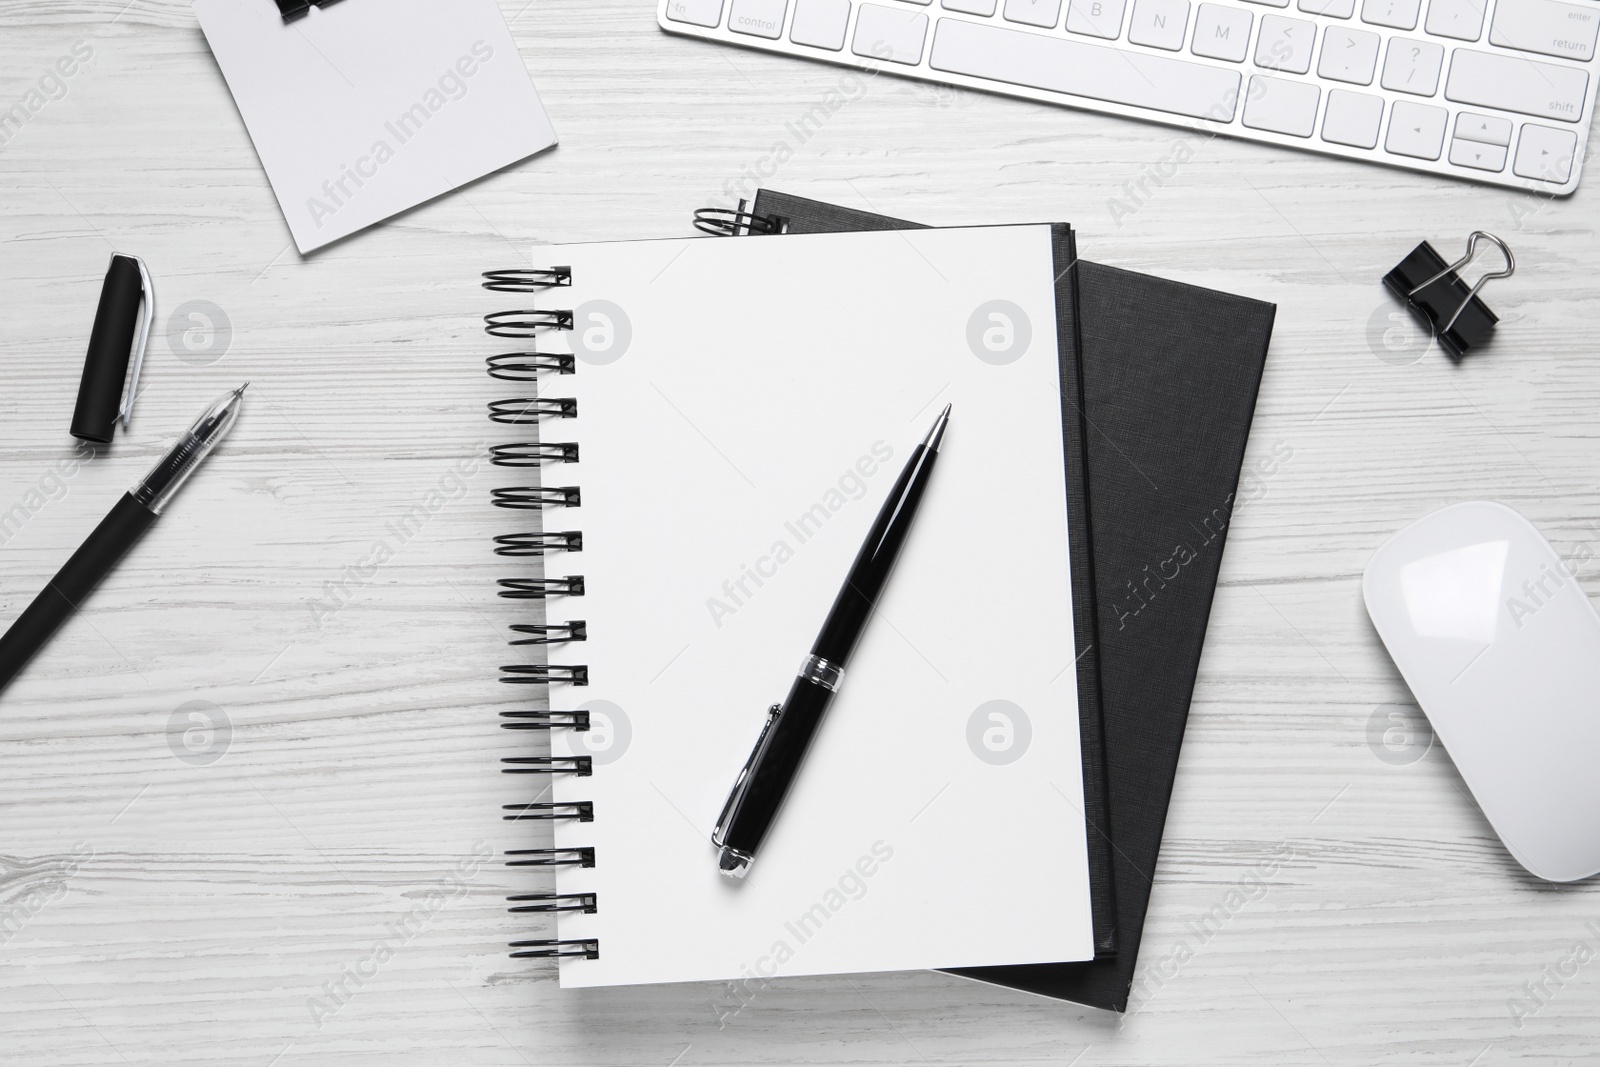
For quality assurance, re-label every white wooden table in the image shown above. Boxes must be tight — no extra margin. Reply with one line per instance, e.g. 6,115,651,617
4,2,1599,1063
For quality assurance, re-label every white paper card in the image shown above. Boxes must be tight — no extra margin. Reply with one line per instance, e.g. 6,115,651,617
529,226,1094,987
195,0,557,253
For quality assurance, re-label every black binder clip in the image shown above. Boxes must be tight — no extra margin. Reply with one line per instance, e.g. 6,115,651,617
1382,231,1514,360
276,0,343,23
71,253,152,445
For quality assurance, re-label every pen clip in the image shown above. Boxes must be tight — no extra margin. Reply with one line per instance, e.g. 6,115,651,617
119,253,153,430
712,703,781,848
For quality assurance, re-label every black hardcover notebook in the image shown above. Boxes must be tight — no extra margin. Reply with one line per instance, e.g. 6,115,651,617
727,189,1277,1012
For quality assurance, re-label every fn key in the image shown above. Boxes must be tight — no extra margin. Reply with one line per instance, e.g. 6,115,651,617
665,0,725,26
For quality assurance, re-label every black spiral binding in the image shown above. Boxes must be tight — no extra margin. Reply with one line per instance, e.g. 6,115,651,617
494,532,583,558
504,756,593,775
508,893,598,914
492,443,579,465
489,397,576,422
493,486,581,509
485,266,597,961
502,801,594,821
497,576,585,599
693,205,787,237
485,309,575,337
488,353,576,380
505,846,594,866
510,621,587,645
510,938,599,960
500,709,591,731
501,664,589,685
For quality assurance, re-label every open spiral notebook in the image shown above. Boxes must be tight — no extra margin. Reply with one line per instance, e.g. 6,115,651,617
485,224,1102,987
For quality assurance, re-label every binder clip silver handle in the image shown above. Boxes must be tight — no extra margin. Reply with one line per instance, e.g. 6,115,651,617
1404,231,1514,338
1382,231,1514,360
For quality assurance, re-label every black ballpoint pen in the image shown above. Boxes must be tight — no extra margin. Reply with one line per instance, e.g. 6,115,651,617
712,404,951,879
0,386,248,696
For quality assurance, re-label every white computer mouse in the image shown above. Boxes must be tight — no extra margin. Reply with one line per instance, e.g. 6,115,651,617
1364,501,1600,883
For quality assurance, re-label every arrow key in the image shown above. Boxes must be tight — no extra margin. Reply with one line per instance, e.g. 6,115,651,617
1384,99,1448,159
1448,136,1508,170
1453,111,1511,147
1513,123,1578,183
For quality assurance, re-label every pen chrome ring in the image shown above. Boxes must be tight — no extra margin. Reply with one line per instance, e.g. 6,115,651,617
717,846,755,879
798,654,844,692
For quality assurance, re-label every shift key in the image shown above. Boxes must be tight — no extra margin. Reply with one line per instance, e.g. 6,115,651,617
1490,0,1599,61
1445,48,1589,122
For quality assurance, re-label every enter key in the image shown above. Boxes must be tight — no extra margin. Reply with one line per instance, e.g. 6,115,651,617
1489,0,1599,61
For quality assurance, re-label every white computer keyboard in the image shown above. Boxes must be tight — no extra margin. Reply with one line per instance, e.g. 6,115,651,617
658,0,1597,194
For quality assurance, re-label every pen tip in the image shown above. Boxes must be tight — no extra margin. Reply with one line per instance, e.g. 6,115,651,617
922,404,951,453
236,383,250,396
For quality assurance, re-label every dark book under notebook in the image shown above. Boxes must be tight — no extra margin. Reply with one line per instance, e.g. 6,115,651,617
716,189,1277,1012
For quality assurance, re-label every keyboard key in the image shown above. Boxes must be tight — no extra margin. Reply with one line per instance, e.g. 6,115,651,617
1454,111,1512,144
1385,98,1448,156
1067,0,1128,37
1379,38,1444,94
730,0,788,37
1298,0,1354,17
1445,48,1589,121
1243,0,1290,6
1006,0,1065,24
1513,122,1578,181
1319,26,1381,82
1425,0,1485,39
854,4,930,62
944,0,999,12
1129,0,1190,48
1256,14,1316,72
1449,137,1508,169
1242,74,1321,134
1489,0,1599,61
792,0,852,48
1360,0,1418,28
929,16,1245,118
1322,88,1385,145
665,0,725,26
1192,3,1253,59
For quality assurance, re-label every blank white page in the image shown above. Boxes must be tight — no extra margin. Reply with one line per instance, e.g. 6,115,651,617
195,0,556,254
530,225,1091,987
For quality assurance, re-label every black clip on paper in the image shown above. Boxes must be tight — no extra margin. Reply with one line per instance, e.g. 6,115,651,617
276,0,344,23
1382,231,1515,360
70,253,152,445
